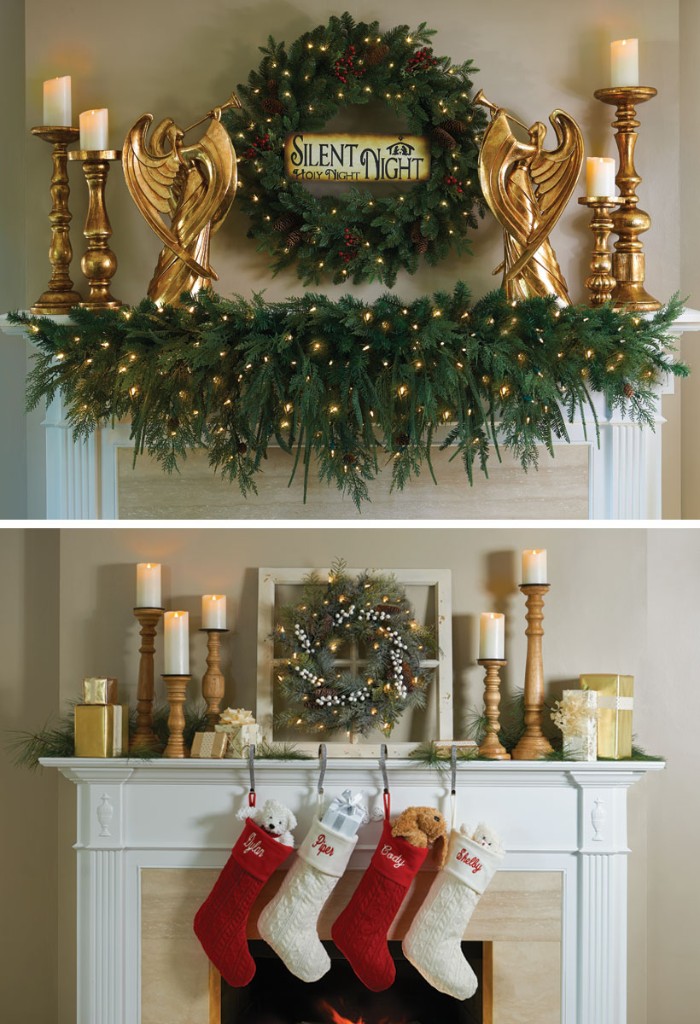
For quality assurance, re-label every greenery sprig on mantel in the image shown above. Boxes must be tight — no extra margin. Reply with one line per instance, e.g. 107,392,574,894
13,287,686,509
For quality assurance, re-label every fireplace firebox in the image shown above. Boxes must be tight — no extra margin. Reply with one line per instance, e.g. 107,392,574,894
221,941,483,1024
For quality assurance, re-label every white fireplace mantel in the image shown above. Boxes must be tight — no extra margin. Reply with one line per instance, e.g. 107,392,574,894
3,309,700,519
44,757,663,1024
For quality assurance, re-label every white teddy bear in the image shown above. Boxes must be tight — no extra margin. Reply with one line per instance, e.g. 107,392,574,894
459,821,505,856
237,798,297,847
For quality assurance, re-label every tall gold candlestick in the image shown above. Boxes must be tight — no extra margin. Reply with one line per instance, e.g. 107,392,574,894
68,149,121,309
131,607,164,752
30,126,83,314
512,584,553,760
594,86,660,312
477,659,510,760
578,196,618,306
162,674,190,758
200,628,228,730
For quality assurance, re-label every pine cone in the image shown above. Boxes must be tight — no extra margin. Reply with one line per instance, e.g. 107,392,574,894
401,661,415,689
431,127,457,150
273,212,301,234
365,42,390,66
266,79,278,93
395,432,410,449
411,222,429,255
376,604,403,616
237,441,248,455
262,97,284,115
286,229,303,250
623,382,635,399
439,119,469,136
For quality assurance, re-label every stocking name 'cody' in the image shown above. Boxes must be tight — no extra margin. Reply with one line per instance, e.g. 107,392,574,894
381,844,406,869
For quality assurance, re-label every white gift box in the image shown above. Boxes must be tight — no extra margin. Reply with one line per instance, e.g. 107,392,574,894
214,722,262,758
320,789,367,838
560,689,598,761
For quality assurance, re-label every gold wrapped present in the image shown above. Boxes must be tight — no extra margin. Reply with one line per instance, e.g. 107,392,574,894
82,677,119,704
190,731,229,758
75,704,128,757
580,674,634,759
215,722,262,758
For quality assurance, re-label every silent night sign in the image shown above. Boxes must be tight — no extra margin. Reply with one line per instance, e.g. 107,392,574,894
284,132,431,183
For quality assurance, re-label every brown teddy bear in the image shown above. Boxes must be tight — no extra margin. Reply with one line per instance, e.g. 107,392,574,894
391,806,448,866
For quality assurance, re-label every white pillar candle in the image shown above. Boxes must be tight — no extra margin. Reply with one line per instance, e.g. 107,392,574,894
610,38,639,87
202,594,227,629
522,549,548,585
479,612,505,660
164,611,189,675
586,157,616,198
79,108,109,150
136,563,161,607
43,76,72,126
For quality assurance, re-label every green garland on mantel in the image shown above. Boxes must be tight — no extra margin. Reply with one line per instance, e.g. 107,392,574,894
13,287,687,508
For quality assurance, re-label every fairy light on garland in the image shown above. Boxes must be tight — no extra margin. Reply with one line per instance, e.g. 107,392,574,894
274,562,435,736
225,12,486,286
13,288,686,509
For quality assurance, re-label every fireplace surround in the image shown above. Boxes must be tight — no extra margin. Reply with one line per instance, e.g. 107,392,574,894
43,757,662,1024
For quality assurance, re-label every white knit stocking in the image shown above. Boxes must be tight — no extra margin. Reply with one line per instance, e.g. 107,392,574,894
403,828,504,1000
258,816,356,982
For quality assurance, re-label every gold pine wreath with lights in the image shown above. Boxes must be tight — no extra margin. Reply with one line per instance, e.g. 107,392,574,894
225,12,486,286
274,562,435,736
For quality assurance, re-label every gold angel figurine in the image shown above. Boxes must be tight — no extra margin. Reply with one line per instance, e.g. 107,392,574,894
122,94,240,305
475,90,584,303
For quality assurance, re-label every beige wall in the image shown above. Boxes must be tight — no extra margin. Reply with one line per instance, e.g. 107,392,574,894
0,529,60,1024
0,525,690,1022
5,0,689,516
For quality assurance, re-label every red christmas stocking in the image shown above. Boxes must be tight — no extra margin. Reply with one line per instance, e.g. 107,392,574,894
331,819,428,991
193,818,293,987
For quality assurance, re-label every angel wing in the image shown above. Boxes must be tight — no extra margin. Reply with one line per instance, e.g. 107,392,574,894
478,109,537,249
122,114,237,279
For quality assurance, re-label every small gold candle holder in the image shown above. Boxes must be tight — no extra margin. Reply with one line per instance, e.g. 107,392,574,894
131,607,164,752
578,196,618,306
477,659,510,760
162,674,191,758
68,149,122,309
200,628,228,731
511,584,553,760
30,125,83,314
594,86,661,312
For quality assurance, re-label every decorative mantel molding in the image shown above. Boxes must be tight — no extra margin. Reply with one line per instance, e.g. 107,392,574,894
3,310,699,520
43,757,662,1024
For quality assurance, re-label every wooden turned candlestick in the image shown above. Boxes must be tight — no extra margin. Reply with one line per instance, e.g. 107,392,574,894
511,584,553,760
477,659,510,760
162,675,190,758
200,628,228,730
131,607,164,752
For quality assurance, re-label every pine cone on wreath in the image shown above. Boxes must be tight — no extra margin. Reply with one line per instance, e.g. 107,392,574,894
410,221,429,255
623,382,635,399
262,97,285,115
365,42,390,67
401,661,415,689
438,119,469,136
273,213,301,234
286,230,303,250
431,127,457,151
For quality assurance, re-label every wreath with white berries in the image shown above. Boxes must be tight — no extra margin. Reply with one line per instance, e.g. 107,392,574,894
225,12,486,286
274,562,435,736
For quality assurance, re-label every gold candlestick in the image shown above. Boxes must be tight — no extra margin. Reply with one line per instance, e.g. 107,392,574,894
200,628,228,730
578,196,618,306
30,126,83,314
162,674,190,758
512,584,553,760
477,659,510,760
594,86,661,312
68,149,122,309
131,607,164,752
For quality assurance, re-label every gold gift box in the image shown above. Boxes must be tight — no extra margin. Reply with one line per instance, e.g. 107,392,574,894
82,677,119,704
74,704,129,757
190,731,229,758
579,674,634,759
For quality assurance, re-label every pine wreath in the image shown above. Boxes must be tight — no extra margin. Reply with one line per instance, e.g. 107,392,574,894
226,12,486,286
274,563,435,736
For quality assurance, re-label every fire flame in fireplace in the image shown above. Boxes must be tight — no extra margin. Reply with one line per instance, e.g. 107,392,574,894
318,1000,406,1024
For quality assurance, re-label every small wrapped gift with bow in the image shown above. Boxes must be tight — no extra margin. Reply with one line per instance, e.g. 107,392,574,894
321,789,368,838
214,707,262,758
551,690,598,761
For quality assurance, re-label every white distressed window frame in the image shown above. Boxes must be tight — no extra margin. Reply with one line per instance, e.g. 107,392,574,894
257,566,453,756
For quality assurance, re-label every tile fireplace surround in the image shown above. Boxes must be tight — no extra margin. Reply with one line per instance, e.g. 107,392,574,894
44,757,663,1024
